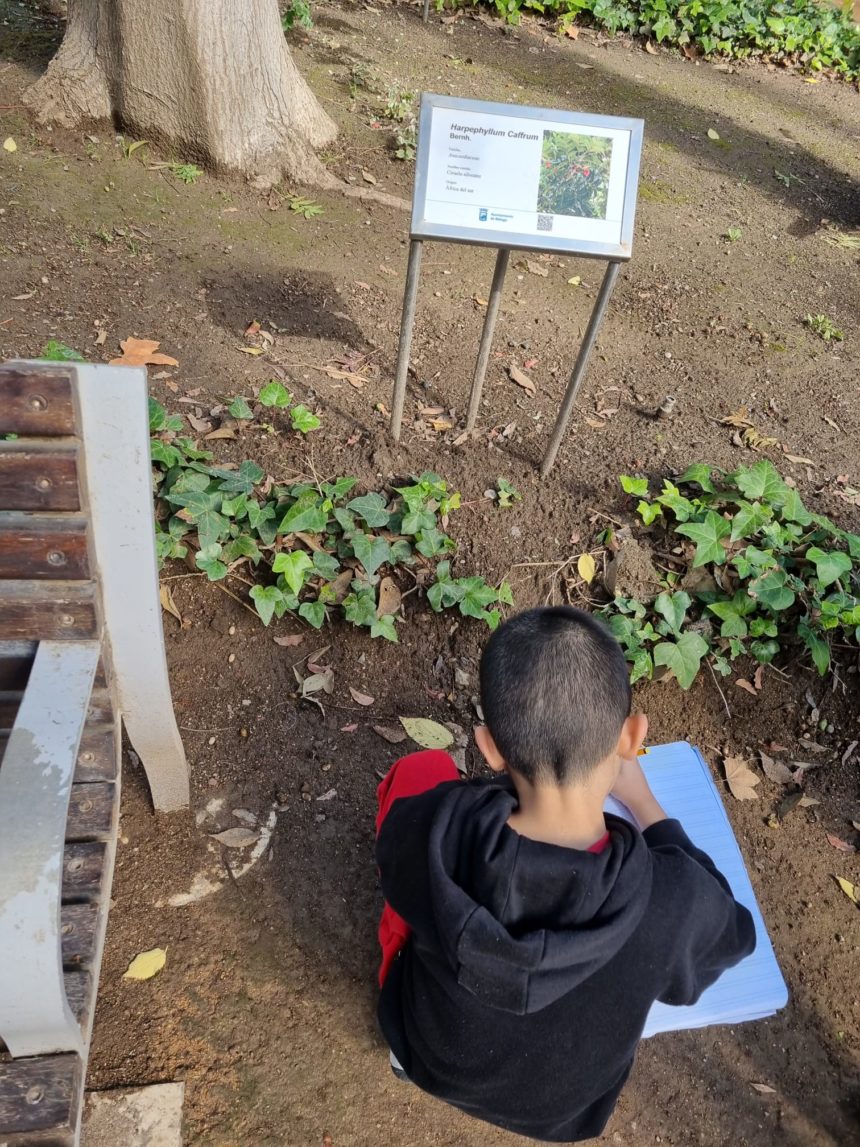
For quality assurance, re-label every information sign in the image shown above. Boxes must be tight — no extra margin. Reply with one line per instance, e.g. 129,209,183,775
413,95,643,260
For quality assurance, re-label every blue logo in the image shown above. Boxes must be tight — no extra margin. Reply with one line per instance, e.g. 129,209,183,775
478,208,488,222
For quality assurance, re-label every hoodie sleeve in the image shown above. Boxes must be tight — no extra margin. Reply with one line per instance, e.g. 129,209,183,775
643,819,757,1007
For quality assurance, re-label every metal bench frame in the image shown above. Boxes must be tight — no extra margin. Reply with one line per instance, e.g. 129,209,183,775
0,362,188,1144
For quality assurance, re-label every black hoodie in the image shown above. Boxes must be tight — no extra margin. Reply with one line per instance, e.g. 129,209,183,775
377,777,756,1143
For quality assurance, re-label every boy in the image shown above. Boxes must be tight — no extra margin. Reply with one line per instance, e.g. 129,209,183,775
375,606,755,1143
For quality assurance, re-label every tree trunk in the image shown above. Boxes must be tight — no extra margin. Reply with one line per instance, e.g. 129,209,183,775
24,0,338,187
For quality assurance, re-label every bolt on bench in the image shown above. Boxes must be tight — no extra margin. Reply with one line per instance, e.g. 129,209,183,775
0,361,189,1146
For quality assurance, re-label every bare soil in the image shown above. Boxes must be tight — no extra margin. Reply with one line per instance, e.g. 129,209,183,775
1,2,859,1144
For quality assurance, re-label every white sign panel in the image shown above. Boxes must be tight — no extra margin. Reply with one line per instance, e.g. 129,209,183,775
412,95,643,260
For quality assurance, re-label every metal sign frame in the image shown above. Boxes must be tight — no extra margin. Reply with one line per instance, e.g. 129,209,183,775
390,94,644,476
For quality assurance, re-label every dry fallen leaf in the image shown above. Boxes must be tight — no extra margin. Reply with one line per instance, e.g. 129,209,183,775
835,876,858,904
724,756,760,801
159,583,182,624
123,947,167,981
273,634,304,647
759,752,794,785
349,687,375,706
751,1083,776,1095
577,553,597,584
110,337,178,367
735,679,758,697
210,827,259,848
509,364,536,395
377,577,402,618
373,724,408,744
400,717,455,750
826,833,856,854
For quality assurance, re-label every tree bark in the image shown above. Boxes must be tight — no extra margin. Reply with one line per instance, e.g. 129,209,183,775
24,0,338,187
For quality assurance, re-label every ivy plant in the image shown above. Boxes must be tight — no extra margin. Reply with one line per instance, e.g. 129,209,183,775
150,399,511,640
602,460,860,688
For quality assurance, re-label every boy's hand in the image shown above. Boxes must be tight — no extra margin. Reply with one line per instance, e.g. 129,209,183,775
611,756,667,830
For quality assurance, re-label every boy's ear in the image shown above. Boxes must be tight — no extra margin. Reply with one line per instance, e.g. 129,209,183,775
617,713,648,760
474,725,507,774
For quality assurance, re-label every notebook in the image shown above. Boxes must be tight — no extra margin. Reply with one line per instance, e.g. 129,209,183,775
604,741,789,1038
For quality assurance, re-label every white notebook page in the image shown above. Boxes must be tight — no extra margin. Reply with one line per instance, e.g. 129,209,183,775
604,741,788,1038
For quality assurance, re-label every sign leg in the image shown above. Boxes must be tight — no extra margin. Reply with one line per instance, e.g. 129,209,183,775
540,261,621,478
466,247,509,432
390,239,424,443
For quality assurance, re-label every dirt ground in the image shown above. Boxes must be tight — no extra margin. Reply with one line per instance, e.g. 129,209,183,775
2,2,860,1144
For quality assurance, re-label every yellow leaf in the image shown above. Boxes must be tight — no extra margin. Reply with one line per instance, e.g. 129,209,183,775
836,876,858,904
3,137,17,153
399,717,454,750
577,553,597,584
238,347,264,356
123,947,167,981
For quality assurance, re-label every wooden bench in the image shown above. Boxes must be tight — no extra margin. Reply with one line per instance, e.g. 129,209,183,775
0,361,189,1145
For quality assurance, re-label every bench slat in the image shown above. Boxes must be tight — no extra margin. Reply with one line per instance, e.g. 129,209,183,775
60,905,98,970
61,844,107,902
0,368,76,437
0,583,98,642
0,515,90,581
0,447,81,512
0,1053,82,1144
66,784,116,842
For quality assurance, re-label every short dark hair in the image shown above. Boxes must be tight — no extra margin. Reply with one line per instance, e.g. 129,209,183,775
479,606,632,786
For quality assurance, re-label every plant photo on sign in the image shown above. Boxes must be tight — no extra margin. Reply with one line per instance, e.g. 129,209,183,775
537,131,613,220
600,461,860,689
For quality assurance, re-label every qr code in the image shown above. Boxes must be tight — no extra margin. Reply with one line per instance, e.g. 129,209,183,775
536,214,554,232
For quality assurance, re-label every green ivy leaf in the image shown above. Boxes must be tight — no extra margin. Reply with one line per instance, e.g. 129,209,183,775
805,546,852,589
620,475,649,497
290,404,321,433
228,396,255,420
258,381,292,408
249,584,287,626
732,460,788,507
629,647,653,684
351,533,391,577
347,493,391,528
370,615,399,642
677,463,716,493
653,590,691,635
653,632,710,689
781,487,812,525
213,460,265,494
223,535,262,565
730,500,772,542
749,567,795,611
278,493,329,535
676,511,731,566
150,439,183,468
299,599,327,629
798,623,830,675
272,549,313,595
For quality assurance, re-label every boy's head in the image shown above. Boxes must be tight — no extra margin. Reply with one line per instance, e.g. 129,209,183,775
477,606,642,788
